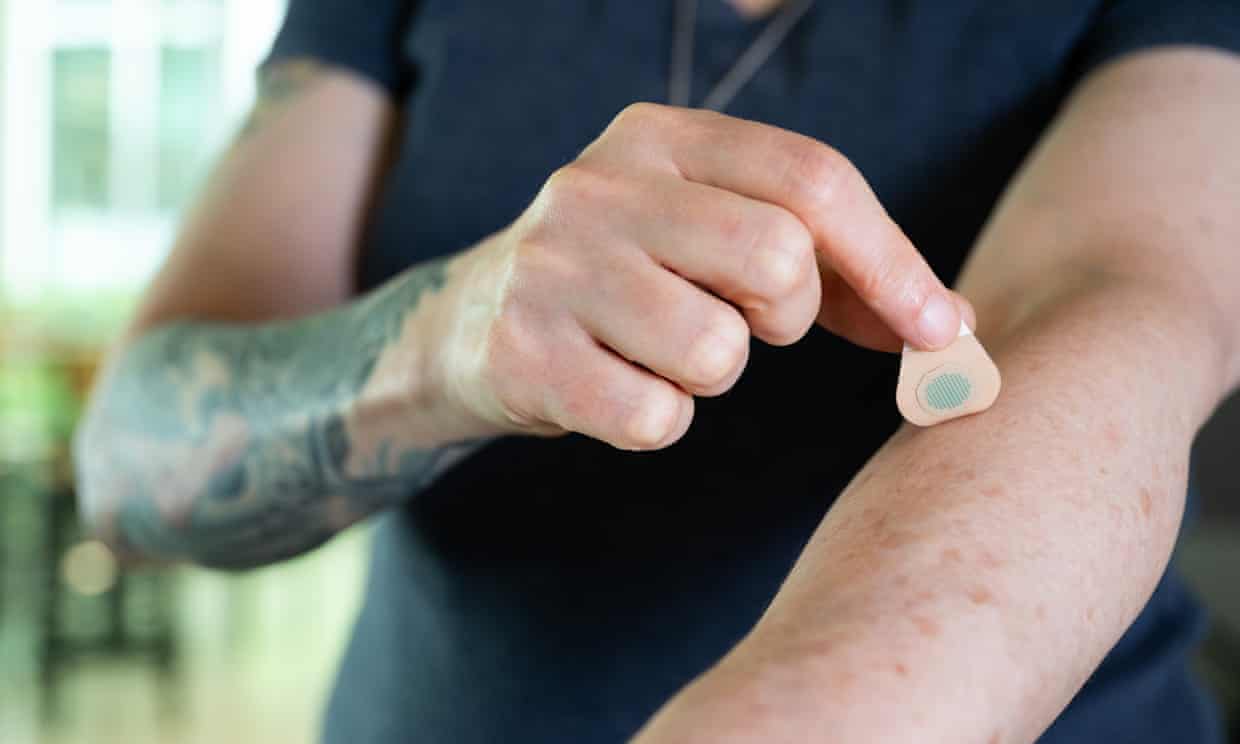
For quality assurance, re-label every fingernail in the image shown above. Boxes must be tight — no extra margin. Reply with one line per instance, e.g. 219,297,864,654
917,293,957,349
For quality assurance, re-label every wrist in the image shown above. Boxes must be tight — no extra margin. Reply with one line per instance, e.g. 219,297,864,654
349,268,503,452
420,232,569,442
417,239,527,441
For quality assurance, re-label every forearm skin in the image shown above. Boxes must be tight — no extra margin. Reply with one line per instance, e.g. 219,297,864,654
73,257,481,570
636,274,1229,743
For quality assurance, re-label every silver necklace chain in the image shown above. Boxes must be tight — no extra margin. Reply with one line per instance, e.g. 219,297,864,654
669,0,816,112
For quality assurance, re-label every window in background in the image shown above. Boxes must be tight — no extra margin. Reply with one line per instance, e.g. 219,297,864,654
1,3,376,744
0,0,284,316
51,48,111,213
159,44,220,211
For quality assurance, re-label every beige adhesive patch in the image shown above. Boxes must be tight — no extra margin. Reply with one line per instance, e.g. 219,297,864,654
896,322,1001,427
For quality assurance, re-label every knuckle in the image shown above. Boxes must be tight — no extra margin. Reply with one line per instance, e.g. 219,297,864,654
539,165,590,211
747,275,818,346
537,163,623,221
518,181,595,262
747,211,814,299
590,103,675,163
785,141,853,211
685,308,749,390
612,101,668,132
623,383,684,450
758,304,816,347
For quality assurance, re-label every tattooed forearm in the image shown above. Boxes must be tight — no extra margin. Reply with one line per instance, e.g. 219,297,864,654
74,259,479,570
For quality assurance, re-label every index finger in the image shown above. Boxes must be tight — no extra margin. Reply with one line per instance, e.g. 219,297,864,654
649,105,962,351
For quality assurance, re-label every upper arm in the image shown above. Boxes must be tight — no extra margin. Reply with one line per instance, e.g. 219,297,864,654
957,47,1240,376
128,59,399,336
957,48,1240,384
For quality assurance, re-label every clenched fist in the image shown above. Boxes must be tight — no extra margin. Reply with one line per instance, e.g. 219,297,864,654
425,103,973,451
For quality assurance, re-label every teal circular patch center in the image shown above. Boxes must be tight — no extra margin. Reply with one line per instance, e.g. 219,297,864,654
924,372,972,410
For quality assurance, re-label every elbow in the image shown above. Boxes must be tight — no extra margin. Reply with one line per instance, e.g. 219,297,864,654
71,408,166,567
978,266,1234,418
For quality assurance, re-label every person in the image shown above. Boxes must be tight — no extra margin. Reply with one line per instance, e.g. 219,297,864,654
73,1,1240,741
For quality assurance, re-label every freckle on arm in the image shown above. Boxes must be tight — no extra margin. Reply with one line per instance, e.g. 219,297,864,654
912,615,940,638
968,586,995,606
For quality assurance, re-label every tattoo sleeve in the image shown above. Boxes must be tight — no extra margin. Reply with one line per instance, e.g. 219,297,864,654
74,260,478,570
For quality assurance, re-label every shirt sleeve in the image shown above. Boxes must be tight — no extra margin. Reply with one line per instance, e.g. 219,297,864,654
1070,0,1240,81
262,0,420,98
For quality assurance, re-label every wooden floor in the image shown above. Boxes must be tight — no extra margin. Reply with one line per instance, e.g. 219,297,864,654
0,529,370,744
3,657,326,744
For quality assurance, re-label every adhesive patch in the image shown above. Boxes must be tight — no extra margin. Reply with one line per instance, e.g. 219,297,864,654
923,371,972,411
897,322,1001,427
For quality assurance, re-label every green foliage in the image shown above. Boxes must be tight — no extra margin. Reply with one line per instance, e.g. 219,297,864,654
0,290,137,458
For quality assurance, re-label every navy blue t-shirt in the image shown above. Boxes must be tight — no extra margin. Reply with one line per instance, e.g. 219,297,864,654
266,2,1240,742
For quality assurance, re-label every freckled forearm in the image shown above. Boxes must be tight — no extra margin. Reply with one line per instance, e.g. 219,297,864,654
637,277,1228,744
633,50,1240,744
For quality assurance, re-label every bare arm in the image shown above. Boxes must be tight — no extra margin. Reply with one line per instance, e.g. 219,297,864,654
635,47,1240,743
73,61,477,569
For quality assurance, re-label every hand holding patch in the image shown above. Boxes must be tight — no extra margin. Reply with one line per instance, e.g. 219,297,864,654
896,321,1001,426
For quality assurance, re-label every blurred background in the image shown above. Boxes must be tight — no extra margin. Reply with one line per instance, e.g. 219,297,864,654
1,1,374,742
0,1,1237,742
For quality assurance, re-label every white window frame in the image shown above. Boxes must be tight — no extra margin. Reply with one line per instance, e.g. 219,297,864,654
0,0,286,304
